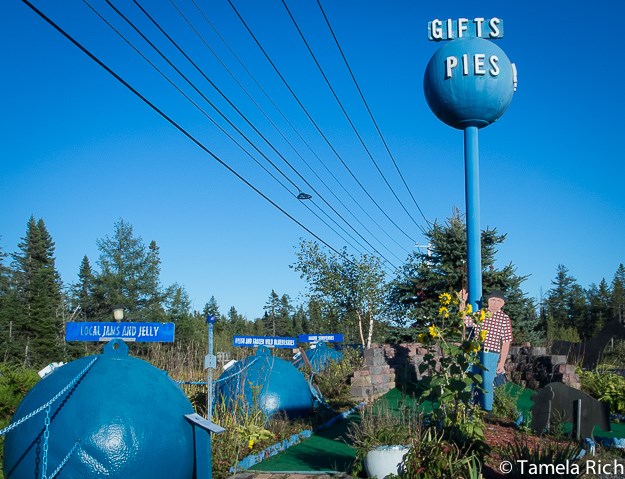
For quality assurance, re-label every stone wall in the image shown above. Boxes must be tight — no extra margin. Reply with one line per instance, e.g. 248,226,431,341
507,343,580,390
349,342,580,402
349,347,396,402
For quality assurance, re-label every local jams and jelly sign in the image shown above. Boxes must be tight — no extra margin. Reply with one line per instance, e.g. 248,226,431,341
65,322,175,343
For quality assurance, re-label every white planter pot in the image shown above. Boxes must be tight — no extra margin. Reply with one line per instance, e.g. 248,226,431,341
364,445,410,479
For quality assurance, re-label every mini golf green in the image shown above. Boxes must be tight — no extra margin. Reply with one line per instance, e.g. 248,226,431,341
247,385,625,473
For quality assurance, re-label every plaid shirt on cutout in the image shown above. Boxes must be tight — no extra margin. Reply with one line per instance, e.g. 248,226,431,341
467,310,513,353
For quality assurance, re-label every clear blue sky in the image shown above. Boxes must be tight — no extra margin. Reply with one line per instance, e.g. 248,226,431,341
2,0,624,319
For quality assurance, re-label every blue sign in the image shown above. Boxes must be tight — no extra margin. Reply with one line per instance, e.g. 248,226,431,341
66,322,175,343
298,334,344,343
233,335,296,349
206,314,216,324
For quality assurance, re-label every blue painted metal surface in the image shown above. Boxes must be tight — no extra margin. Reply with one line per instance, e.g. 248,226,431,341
215,346,313,418
3,340,195,479
423,37,515,129
293,342,343,373
464,126,483,310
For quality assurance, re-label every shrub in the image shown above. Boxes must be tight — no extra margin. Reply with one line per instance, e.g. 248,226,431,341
347,401,422,475
399,428,482,479
579,368,625,414
0,364,40,479
493,385,521,422
312,347,362,410
499,435,582,479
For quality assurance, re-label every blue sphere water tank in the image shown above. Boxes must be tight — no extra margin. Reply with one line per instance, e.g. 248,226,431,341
294,342,343,373
3,340,195,479
215,346,313,418
424,37,515,129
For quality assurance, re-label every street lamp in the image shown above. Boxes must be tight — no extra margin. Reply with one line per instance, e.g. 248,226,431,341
112,305,124,322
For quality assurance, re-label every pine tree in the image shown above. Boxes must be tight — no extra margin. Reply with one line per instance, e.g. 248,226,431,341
203,295,222,322
388,212,539,343
277,294,293,336
93,219,165,322
71,255,96,320
263,290,280,336
11,217,63,367
544,265,586,341
585,279,611,337
0,242,20,362
611,264,625,323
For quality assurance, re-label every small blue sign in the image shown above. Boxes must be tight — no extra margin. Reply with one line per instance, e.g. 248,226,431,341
233,335,296,348
298,334,344,343
66,322,175,343
206,314,216,324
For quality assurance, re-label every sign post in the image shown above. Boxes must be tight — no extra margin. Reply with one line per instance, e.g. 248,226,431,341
205,315,217,418
423,17,517,310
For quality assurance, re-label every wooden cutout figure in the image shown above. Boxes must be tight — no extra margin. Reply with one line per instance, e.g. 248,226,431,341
530,382,611,439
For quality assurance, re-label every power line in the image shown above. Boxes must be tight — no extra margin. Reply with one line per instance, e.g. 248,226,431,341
189,0,410,255
166,0,407,260
17,0,361,266
280,0,427,236
82,0,374,263
112,0,400,265
315,0,432,229
226,0,417,244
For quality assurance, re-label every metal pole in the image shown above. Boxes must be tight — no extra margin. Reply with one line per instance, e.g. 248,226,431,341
464,126,482,310
205,315,216,419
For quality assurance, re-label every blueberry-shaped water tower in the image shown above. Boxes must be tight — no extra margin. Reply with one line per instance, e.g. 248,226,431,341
423,17,517,310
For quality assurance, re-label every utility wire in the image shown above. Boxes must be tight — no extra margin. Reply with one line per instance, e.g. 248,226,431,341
227,0,417,244
316,0,432,228
17,0,358,265
280,0,426,236
115,0,400,263
82,0,383,267
167,0,406,261
189,0,409,255
115,0,399,266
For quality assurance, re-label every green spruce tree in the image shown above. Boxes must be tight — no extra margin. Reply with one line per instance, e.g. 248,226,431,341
12,217,63,367
611,264,625,323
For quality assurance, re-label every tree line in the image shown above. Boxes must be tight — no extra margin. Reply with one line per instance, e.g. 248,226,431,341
1,214,622,369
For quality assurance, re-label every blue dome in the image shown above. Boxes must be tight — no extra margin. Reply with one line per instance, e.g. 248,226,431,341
215,346,313,418
3,340,195,479
294,342,343,373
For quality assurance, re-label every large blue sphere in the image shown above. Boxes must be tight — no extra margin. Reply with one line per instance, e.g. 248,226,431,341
424,37,515,129
216,346,313,418
3,341,195,479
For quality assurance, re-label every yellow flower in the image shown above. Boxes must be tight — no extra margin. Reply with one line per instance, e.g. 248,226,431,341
418,332,427,344
428,325,440,338
464,303,473,315
474,309,486,324
479,329,488,342
438,306,450,318
439,292,452,305
248,439,255,450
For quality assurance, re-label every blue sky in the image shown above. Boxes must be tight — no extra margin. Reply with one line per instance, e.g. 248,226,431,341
2,0,624,320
